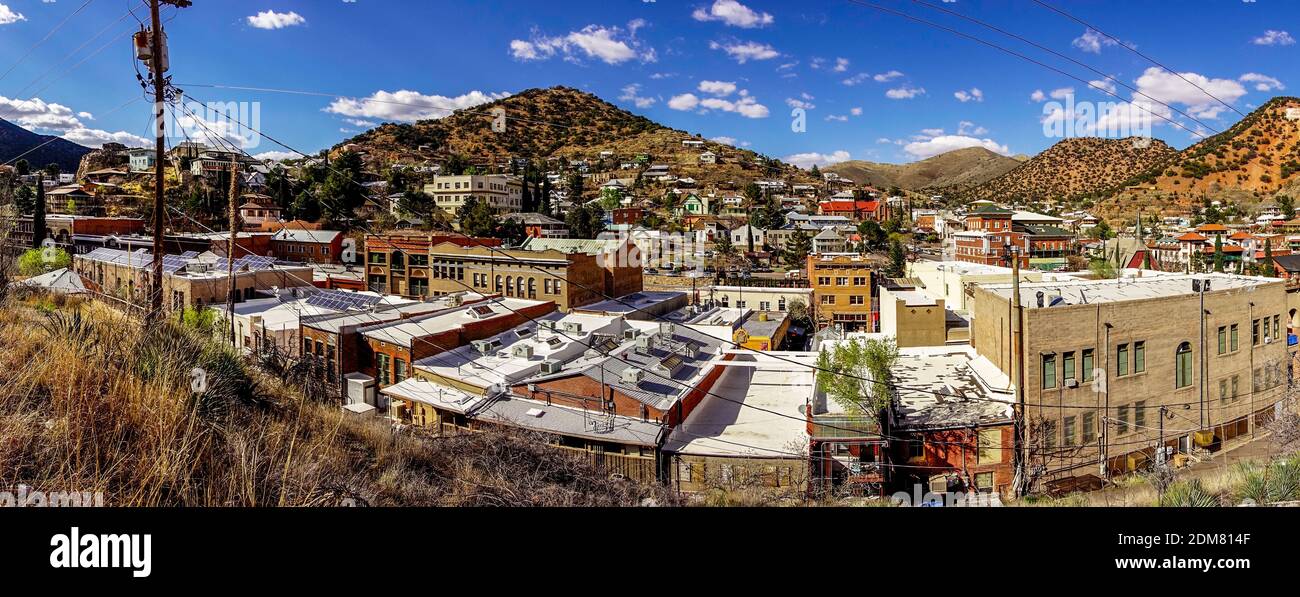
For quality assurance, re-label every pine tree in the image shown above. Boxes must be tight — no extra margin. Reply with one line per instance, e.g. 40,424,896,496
1213,235,1225,273
32,175,46,249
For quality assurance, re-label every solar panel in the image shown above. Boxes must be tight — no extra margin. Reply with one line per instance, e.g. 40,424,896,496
305,290,383,312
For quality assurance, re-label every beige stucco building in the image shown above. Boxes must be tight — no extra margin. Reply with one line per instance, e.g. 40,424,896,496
424,174,522,215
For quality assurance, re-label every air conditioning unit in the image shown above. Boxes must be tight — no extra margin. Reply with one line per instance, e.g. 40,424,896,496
562,321,583,334
636,334,656,351
512,344,534,359
623,328,640,340
448,293,464,307
1065,378,1079,388
621,368,645,385
539,320,558,331
659,322,676,337
539,360,563,374
472,339,499,355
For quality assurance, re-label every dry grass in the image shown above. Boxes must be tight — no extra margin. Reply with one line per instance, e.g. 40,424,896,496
0,295,678,507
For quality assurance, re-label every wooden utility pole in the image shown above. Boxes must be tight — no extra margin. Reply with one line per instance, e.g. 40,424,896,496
1009,245,1029,497
147,0,166,321
144,0,192,323
227,156,240,347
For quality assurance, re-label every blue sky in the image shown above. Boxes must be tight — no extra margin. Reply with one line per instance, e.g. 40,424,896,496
1,0,1297,167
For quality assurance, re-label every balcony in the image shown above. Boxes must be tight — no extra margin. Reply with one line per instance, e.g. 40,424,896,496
810,414,882,439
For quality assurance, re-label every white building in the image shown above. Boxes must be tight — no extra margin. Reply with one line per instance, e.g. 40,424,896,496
423,174,523,215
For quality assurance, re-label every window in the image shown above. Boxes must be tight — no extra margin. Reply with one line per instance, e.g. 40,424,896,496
395,359,407,384
1175,342,1193,388
849,296,865,305
1134,401,1146,428
1082,349,1094,382
821,295,835,305
1253,319,1261,345
853,277,866,285
1134,341,1145,373
759,301,770,311
1218,326,1227,355
736,301,747,309
1230,324,1239,352
818,277,830,285
1274,315,1281,340
1219,379,1228,405
908,437,925,460
1231,375,1240,402
1063,351,1076,382
974,472,994,493
377,353,391,386
1082,412,1096,444
978,429,1000,465
1117,405,1130,435
778,298,786,311
1041,354,1057,389
1042,420,1057,449
1062,416,1076,446
835,277,848,285
1117,344,1129,376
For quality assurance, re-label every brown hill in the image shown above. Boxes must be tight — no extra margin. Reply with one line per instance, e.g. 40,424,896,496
1104,97,1300,215
824,147,1023,191
333,86,812,185
963,136,1176,204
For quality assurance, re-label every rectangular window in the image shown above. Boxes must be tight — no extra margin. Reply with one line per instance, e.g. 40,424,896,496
395,359,407,384
849,296,865,305
1218,326,1227,355
1117,344,1129,376
1062,416,1076,447
377,354,391,386
1062,351,1076,382
1220,379,1228,405
1082,412,1096,444
853,277,867,285
974,472,994,493
1230,324,1239,352
978,429,1001,465
909,437,925,460
1134,401,1146,429
1041,354,1057,389
1081,349,1094,382
1231,375,1240,402
1134,341,1145,373
1042,420,1057,449
1274,315,1281,340
1117,405,1130,435
1254,319,1261,345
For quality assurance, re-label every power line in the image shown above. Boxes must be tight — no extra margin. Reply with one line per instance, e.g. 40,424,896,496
1028,0,1248,120
908,0,1222,135
0,0,98,85
843,0,1209,139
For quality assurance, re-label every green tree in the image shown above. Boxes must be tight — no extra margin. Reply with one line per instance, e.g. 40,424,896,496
1092,219,1114,240
783,229,812,270
809,164,821,179
858,220,886,251
14,159,29,176
599,187,622,211
1278,195,1295,220
567,173,585,206
814,336,900,415
538,178,553,217
885,238,906,278
32,176,45,249
319,150,367,225
1263,240,1276,277
443,154,469,176
18,247,70,276
458,197,498,237
565,203,602,239
1213,235,1225,273
397,191,436,220
13,184,35,215
290,190,321,223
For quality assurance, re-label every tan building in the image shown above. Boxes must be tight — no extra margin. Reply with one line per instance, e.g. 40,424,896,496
807,253,873,332
878,287,947,348
73,248,314,312
423,174,522,215
907,260,1045,313
363,233,502,298
970,274,1290,486
425,242,605,311
703,285,813,314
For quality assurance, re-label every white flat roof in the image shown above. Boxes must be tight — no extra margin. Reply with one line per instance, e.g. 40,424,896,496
662,352,816,458
980,273,1278,308
913,260,1014,276
361,297,549,347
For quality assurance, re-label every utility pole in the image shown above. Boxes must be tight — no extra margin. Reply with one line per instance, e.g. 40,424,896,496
142,0,192,324
1009,244,1029,497
227,155,240,347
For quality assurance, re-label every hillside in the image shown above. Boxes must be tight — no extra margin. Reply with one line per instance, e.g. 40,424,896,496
334,86,814,186
824,147,1023,191
0,118,92,173
1104,97,1300,215
963,136,1177,204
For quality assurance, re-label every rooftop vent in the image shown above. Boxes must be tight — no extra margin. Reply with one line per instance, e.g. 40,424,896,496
539,359,563,375
561,321,584,334
472,339,501,356
621,368,646,385
511,344,535,359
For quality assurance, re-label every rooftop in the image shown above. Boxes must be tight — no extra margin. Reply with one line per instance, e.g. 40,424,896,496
662,352,817,457
572,291,686,316
359,297,549,347
890,345,1014,430
980,273,1279,308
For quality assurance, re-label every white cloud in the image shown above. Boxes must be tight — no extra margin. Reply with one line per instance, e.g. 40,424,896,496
954,88,983,102
0,95,150,148
785,96,815,110
1087,79,1117,95
1252,30,1295,46
619,84,657,108
784,150,851,169
710,136,737,145
62,128,151,148
670,89,769,118
1032,87,1074,102
1239,73,1285,92
886,85,925,99
326,89,509,123
904,135,1011,159
957,121,988,136
841,73,870,86
873,70,904,82
1133,67,1246,119
708,40,779,63
833,58,850,73
691,0,774,28
825,114,848,122
1072,28,1117,53
698,80,737,96
253,151,301,162
0,3,25,25
510,23,656,65
850,107,863,116
668,93,700,111
247,10,305,30
1030,89,1046,102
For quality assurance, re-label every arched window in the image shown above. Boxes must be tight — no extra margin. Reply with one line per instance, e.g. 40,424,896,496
504,276,513,296
1175,342,1193,388
495,275,503,293
528,278,537,299
516,277,525,297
